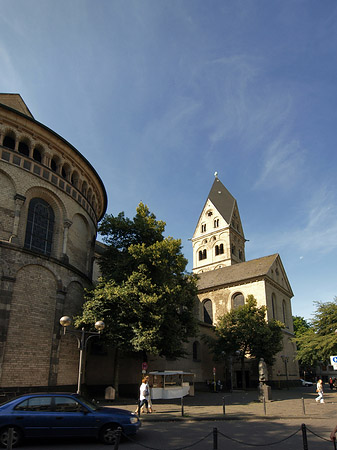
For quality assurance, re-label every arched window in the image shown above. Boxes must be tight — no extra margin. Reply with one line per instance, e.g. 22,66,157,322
18,141,29,157
3,134,15,149
214,218,219,228
232,293,244,309
51,158,58,172
203,299,213,324
33,147,42,163
215,245,219,256
271,294,276,319
282,300,287,326
24,198,55,256
71,171,79,188
192,341,200,361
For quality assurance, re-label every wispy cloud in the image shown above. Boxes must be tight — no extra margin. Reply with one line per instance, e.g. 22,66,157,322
0,46,22,90
254,136,307,190
250,184,337,256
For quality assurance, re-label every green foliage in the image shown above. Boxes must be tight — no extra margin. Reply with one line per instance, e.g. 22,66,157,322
76,202,198,360
205,295,284,366
295,298,337,366
293,316,311,338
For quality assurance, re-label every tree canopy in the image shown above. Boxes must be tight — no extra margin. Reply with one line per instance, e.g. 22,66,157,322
76,203,198,361
295,298,337,366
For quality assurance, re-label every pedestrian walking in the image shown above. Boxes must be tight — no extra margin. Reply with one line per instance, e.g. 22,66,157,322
315,378,324,403
137,377,151,414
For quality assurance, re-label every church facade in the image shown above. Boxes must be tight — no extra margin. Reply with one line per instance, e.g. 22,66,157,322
190,176,299,387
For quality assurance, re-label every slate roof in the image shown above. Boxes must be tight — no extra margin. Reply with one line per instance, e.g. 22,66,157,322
197,254,279,291
208,177,236,224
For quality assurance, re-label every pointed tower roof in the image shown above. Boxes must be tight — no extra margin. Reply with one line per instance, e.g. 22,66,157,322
208,176,236,224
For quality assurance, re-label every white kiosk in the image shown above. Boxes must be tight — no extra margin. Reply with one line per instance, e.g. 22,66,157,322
148,371,195,399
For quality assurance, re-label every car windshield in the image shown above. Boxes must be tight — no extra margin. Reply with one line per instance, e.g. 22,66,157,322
76,395,98,411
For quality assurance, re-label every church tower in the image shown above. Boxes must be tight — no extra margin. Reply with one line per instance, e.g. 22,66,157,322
192,175,246,273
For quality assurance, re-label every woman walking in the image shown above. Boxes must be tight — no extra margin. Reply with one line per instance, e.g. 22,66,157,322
315,378,324,403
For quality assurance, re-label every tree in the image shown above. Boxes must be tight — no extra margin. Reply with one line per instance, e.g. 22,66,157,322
295,298,337,367
292,316,314,378
205,295,284,389
76,203,198,394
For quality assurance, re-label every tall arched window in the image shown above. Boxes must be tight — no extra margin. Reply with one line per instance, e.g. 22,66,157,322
282,300,287,327
24,198,55,256
203,299,213,324
271,294,276,319
232,292,244,309
192,341,201,361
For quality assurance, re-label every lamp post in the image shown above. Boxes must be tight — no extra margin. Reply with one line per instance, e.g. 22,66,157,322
281,355,289,389
60,316,105,394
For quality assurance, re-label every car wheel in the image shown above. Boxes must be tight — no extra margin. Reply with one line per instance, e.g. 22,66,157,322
99,424,121,445
0,426,22,448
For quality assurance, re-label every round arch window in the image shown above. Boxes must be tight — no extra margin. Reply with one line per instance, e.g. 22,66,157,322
232,293,244,309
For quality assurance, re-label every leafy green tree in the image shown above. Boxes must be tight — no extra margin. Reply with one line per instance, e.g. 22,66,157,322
295,298,337,367
205,295,284,389
76,203,198,394
292,316,314,378
293,316,311,337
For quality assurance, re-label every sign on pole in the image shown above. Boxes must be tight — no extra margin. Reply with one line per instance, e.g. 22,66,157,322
142,362,148,371
330,356,337,370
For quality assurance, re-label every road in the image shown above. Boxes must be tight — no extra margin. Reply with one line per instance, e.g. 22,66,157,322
20,417,337,450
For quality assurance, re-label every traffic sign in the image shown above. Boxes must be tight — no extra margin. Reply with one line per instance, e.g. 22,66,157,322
142,362,148,371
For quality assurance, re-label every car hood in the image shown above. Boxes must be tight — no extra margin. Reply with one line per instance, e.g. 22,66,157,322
96,407,137,417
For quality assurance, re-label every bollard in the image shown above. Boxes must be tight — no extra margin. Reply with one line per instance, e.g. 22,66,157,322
113,427,122,450
222,396,225,415
301,423,308,450
333,437,337,450
301,397,306,415
181,396,184,416
6,427,13,450
263,396,267,415
213,427,218,450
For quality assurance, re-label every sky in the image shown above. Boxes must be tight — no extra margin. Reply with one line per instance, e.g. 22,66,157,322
1,0,337,321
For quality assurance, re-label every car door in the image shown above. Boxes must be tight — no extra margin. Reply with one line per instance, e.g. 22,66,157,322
50,396,98,437
12,396,54,437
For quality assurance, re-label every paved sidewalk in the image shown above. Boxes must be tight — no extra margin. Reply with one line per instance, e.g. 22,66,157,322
101,386,337,422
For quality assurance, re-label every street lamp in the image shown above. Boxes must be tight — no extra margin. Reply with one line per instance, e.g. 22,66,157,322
60,316,105,394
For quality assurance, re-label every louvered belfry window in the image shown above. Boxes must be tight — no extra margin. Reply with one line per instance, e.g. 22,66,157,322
24,198,54,256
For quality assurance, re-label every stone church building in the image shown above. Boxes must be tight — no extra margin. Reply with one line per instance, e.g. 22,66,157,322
0,94,298,396
189,177,299,388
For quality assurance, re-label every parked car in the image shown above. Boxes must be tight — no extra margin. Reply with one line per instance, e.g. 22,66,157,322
300,379,314,387
0,393,141,447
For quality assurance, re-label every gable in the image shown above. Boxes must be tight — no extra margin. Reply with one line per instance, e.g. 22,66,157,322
0,93,34,118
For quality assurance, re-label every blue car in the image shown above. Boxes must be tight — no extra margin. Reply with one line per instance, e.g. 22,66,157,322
0,393,141,447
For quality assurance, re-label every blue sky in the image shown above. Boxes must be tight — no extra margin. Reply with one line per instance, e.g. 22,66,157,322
1,0,337,321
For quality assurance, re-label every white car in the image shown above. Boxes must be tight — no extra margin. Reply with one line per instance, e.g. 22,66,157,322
300,379,314,387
